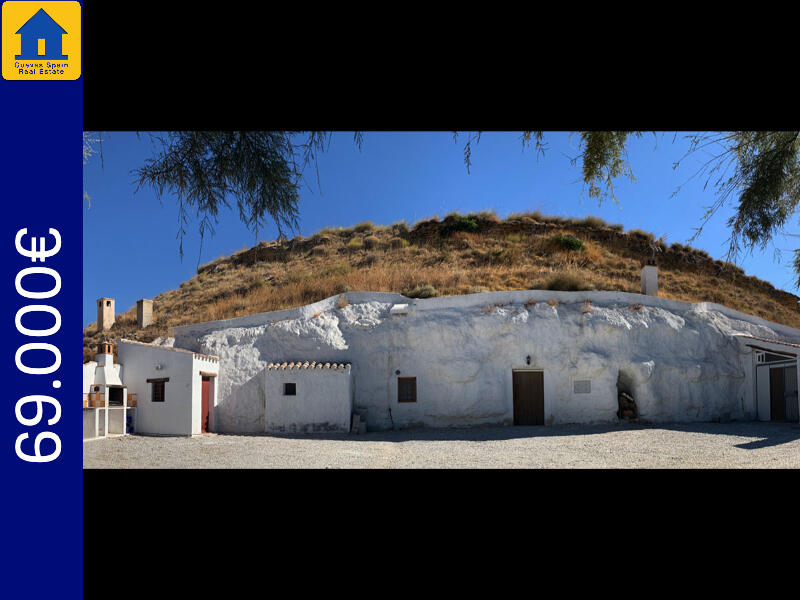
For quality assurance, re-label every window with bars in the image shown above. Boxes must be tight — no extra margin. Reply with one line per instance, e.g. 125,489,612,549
147,378,169,402
398,377,417,403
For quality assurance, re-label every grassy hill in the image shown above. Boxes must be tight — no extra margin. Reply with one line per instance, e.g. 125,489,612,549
83,211,800,362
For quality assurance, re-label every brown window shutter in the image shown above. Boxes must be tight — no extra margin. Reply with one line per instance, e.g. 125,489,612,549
398,377,417,403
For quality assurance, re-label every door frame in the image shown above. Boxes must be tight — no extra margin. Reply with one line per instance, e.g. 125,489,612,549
756,359,797,421
199,372,217,433
512,369,545,426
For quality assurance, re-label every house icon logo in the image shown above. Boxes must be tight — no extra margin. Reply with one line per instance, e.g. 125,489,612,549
14,8,67,60
2,1,81,81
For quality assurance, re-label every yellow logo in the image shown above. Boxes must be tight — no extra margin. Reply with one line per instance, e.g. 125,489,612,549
2,1,81,80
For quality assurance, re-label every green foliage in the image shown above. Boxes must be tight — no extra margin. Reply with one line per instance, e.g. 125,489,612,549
441,214,479,236
578,131,645,201
552,234,585,251
135,132,302,258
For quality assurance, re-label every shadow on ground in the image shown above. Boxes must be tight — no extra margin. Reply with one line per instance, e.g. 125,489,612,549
224,421,800,449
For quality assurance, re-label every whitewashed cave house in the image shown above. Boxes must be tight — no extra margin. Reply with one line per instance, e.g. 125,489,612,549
115,267,800,435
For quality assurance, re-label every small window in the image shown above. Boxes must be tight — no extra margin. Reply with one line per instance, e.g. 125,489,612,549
398,377,417,403
152,381,165,402
284,382,296,396
106,300,111,307
147,377,169,402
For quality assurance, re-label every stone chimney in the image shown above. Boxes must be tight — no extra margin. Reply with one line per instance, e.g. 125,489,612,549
137,299,153,328
641,264,658,296
97,297,115,331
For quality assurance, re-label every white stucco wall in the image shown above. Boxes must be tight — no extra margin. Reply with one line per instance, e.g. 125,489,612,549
171,290,800,431
117,340,219,436
264,365,352,433
83,361,97,394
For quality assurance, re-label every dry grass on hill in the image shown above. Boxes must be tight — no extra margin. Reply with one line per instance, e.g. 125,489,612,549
83,211,800,362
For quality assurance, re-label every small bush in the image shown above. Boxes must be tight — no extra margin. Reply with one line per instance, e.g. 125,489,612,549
406,283,438,298
441,215,479,236
337,294,349,308
578,216,607,228
363,235,381,250
357,254,379,268
314,234,335,245
507,233,522,243
391,221,410,236
346,238,363,249
388,237,410,249
545,273,594,291
628,228,654,241
551,234,585,251
468,210,501,223
353,221,374,233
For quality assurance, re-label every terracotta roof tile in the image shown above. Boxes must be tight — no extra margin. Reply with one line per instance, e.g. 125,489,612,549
266,361,351,371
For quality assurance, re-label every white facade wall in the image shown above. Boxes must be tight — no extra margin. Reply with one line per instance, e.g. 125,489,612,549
172,290,800,432
264,366,352,433
83,361,97,394
117,340,219,436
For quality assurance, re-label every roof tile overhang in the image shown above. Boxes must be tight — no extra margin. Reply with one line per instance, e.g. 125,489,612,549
266,361,351,371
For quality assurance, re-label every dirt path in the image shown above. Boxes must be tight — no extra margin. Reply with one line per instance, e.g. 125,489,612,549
83,422,800,469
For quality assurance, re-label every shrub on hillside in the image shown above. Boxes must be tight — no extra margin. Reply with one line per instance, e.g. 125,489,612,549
391,221,410,236
551,234,585,251
545,273,594,291
406,283,439,298
578,216,607,228
353,221,374,233
441,214,479,236
363,235,381,249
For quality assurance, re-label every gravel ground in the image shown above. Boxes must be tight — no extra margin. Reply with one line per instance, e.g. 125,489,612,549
82,421,800,469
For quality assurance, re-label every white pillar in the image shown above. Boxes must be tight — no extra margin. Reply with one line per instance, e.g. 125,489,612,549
641,265,658,296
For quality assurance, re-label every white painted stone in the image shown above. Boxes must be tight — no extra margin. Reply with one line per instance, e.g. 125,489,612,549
264,365,352,433
390,303,410,316
641,265,658,296
171,290,800,431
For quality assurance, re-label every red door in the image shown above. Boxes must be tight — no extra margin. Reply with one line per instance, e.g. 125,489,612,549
201,376,211,433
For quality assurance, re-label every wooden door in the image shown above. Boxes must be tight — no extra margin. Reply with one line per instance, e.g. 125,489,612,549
513,371,544,426
201,376,211,433
770,367,786,422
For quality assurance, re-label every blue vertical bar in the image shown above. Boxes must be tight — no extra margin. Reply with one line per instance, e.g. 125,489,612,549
0,2,82,598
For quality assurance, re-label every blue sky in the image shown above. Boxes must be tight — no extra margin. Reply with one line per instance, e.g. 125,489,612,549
82,131,799,326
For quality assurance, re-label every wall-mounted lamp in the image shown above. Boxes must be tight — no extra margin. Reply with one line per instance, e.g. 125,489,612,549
395,369,401,375
155,364,163,371
526,355,531,365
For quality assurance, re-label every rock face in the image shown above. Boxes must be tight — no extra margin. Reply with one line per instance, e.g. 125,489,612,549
171,290,800,433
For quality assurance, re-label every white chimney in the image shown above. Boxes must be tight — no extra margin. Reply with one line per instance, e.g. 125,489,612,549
641,265,658,296
94,342,122,386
